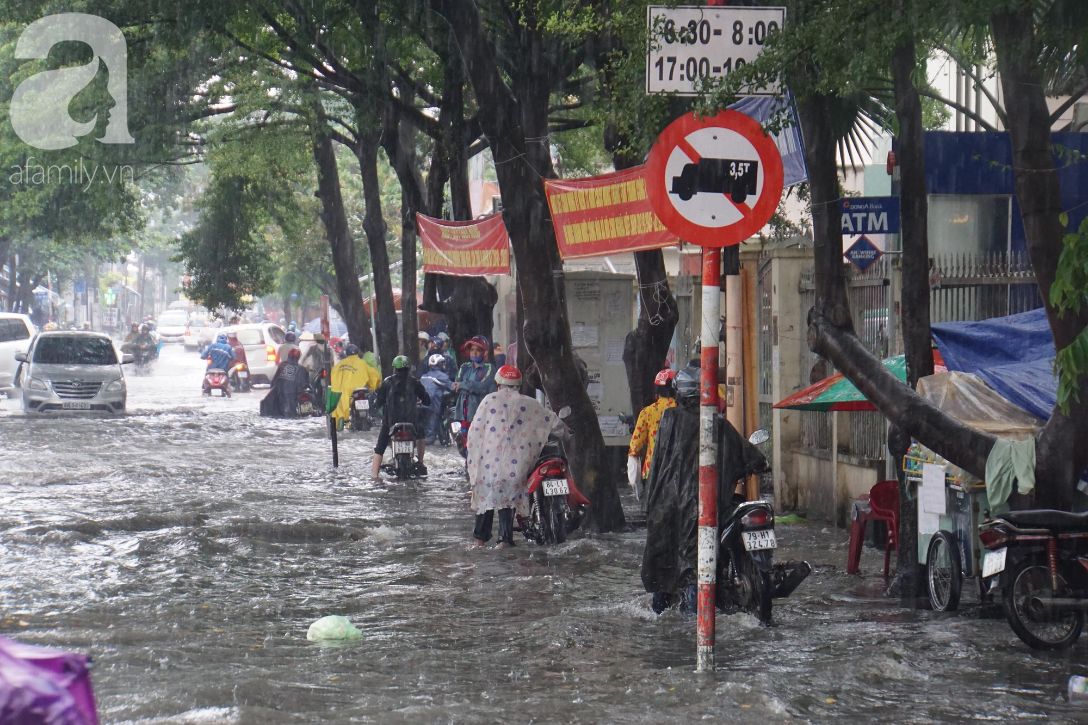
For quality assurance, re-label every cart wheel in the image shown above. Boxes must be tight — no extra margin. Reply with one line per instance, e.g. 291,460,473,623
927,530,962,612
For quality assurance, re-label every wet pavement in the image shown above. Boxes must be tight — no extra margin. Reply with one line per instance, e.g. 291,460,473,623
1,345,1086,723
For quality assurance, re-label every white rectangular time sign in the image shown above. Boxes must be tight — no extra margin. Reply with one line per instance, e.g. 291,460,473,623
645,6,786,96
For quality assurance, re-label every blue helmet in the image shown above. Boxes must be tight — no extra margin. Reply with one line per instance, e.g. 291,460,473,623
216,333,228,344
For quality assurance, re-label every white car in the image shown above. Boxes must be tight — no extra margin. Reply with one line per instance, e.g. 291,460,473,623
184,317,212,351
156,310,190,343
0,313,36,396
16,331,130,414
226,323,286,385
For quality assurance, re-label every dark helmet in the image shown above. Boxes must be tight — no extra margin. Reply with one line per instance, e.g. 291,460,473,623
674,366,700,401
285,331,297,343
344,344,360,357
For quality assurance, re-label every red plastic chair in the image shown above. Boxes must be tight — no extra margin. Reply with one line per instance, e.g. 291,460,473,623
846,480,899,577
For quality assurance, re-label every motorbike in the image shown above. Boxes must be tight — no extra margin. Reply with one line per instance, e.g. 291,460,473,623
435,391,457,447
715,429,811,625
380,422,420,481
518,409,589,545
979,509,1088,650
228,361,251,392
310,367,329,415
350,387,373,430
295,388,315,417
202,367,231,397
133,341,155,373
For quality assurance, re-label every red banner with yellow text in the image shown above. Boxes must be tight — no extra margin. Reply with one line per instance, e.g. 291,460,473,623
544,165,678,260
417,213,511,276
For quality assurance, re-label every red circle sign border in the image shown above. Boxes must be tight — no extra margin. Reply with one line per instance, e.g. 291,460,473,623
645,110,784,248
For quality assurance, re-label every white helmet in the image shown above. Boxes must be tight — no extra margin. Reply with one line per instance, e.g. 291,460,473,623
428,354,447,370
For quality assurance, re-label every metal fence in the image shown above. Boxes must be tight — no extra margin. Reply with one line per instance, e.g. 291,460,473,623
930,251,1041,323
793,251,1038,462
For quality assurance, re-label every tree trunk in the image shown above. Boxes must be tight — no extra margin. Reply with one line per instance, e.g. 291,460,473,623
606,133,679,419
891,41,933,387
354,134,400,377
417,56,499,363
889,36,931,604
384,113,423,366
435,0,624,531
992,11,1088,509
311,124,372,359
795,93,998,481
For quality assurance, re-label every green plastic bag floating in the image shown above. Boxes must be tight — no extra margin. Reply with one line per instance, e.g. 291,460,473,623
306,615,362,642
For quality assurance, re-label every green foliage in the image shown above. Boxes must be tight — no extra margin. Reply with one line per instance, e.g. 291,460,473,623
173,173,277,312
1050,215,1088,412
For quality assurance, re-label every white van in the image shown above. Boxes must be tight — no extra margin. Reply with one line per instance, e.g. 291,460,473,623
0,313,36,396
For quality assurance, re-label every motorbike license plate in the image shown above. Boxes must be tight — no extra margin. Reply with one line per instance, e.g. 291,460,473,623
299,402,313,416
983,547,1007,578
450,421,462,433
742,529,777,551
238,371,248,379
393,441,414,455
62,401,91,410
354,399,369,410
542,478,569,496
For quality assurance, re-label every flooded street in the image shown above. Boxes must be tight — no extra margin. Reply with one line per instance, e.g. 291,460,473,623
0,345,1084,724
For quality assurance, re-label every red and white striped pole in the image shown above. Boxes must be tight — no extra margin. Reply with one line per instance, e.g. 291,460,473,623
697,247,720,672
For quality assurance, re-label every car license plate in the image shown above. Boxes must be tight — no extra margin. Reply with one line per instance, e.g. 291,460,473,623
742,529,777,551
983,547,1007,578
393,441,414,455
542,478,569,497
62,401,91,410
299,402,313,415
354,399,369,410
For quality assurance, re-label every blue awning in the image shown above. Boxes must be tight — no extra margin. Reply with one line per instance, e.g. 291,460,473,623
931,308,1056,420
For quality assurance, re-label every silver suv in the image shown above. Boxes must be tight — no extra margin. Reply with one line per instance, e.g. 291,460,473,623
15,331,131,414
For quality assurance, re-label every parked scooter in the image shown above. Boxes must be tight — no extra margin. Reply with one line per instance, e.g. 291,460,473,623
518,408,589,544
716,430,811,625
350,387,373,430
202,367,231,397
979,509,1088,650
380,422,419,480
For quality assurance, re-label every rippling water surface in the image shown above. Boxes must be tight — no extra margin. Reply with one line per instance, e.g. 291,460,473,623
1,346,1085,723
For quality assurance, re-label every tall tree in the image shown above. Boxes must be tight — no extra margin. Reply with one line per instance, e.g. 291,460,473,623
428,0,626,530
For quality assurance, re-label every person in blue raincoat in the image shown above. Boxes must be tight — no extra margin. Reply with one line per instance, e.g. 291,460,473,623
454,335,496,428
419,354,455,444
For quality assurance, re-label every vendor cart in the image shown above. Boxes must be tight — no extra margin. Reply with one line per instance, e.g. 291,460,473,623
905,445,994,612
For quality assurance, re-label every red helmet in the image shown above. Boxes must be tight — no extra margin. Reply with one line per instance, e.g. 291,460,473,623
654,368,676,386
496,364,522,386
288,348,301,359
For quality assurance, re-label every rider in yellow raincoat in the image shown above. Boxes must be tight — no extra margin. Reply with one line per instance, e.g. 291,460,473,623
330,344,381,427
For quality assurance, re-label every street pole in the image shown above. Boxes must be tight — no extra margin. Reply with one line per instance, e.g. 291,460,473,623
697,247,721,672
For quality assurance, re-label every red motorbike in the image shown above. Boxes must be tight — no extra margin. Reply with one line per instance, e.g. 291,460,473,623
517,410,589,544
202,361,231,398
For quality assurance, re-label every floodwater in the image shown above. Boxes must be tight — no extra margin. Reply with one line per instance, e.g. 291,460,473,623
1,345,1085,724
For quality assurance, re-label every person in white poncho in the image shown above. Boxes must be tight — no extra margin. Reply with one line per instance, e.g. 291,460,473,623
467,365,567,547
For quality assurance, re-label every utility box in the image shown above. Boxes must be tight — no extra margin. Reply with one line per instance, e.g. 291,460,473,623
564,271,636,447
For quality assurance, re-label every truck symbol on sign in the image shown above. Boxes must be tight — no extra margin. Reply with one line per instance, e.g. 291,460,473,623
671,158,760,204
